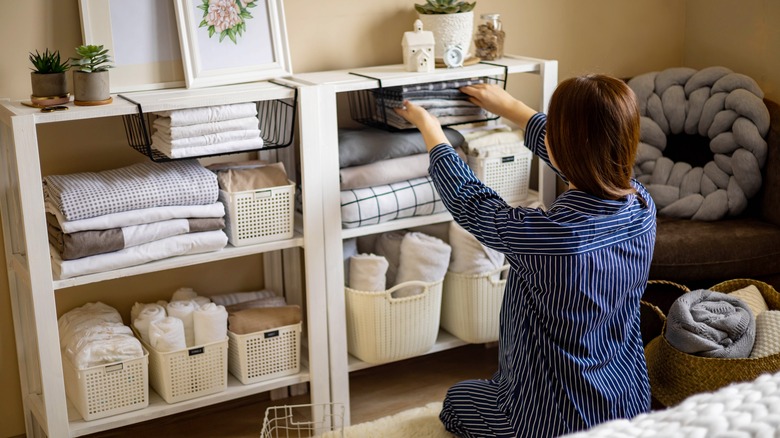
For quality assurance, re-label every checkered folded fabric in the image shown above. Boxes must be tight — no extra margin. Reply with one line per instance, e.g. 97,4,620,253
340,176,446,228
43,159,219,221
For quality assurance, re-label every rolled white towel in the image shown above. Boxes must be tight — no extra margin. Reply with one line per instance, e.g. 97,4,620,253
166,300,197,347
132,303,167,344
149,317,187,352
192,296,213,308
395,232,451,298
374,230,406,287
448,222,505,275
171,287,199,302
349,254,389,291
193,302,228,345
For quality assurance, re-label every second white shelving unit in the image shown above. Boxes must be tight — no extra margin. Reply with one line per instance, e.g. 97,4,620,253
293,55,558,425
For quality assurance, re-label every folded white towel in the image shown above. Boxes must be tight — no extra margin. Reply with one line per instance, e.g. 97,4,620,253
58,302,124,349
149,316,187,352
153,116,260,139
166,300,197,347
395,232,452,298
132,303,167,344
70,333,145,369
349,254,389,291
463,130,525,158
154,102,258,126
64,322,135,365
209,289,279,306
374,231,407,287
448,222,505,275
193,302,228,345
152,129,261,149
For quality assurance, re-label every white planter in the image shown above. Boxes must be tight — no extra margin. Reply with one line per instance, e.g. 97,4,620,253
418,11,474,60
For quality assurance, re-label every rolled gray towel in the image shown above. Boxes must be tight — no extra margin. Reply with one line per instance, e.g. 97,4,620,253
665,289,755,358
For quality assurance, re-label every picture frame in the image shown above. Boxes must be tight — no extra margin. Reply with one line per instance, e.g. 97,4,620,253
78,0,186,93
173,0,292,89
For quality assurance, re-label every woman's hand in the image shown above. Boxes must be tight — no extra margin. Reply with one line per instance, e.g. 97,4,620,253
393,101,450,151
460,83,537,129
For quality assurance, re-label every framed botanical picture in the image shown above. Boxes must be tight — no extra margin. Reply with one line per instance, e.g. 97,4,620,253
78,0,186,93
173,0,293,88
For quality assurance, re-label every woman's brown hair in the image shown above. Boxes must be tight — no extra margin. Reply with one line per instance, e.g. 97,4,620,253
546,74,640,200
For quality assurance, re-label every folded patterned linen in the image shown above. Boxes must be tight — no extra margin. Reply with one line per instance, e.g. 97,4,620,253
50,230,228,279
339,148,466,191
215,162,289,192
43,159,219,221
338,127,465,168
48,215,225,260
224,296,287,313
750,310,780,358
153,102,258,126
394,232,451,297
152,136,265,159
460,129,526,158
382,111,487,130
46,201,225,234
665,289,756,358
208,289,280,306
153,115,260,140
371,77,485,101
227,305,302,335
340,175,447,229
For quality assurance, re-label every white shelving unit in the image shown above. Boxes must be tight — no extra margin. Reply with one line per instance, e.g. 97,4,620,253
293,55,558,425
0,81,332,437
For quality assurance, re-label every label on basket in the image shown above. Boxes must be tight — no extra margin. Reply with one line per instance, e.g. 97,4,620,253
502,156,515,163
264,330,280,339
253,190,272,200
104,363,124,373
188,347,205,356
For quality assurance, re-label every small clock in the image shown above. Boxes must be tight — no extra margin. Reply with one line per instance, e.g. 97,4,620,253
443,44,465,68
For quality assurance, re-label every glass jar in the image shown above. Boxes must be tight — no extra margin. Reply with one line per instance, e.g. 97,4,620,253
474,13,505,61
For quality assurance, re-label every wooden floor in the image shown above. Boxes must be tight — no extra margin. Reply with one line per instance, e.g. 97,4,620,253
86,344,498,437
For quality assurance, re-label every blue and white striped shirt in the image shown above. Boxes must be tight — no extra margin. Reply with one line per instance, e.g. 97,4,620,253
429,113,656,437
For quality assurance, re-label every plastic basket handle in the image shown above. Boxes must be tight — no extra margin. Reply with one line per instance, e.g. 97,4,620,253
385,280,439,302
486,264,510,286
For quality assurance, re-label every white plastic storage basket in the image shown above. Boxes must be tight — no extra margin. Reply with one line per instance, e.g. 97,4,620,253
441,265,509,344
138,334,228,404
219,180,295,246
345,280,443,364
62,352,149,421
468,144,532,202
228,322,302,385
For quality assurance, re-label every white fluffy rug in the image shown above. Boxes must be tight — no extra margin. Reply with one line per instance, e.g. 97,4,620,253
324,402,454,438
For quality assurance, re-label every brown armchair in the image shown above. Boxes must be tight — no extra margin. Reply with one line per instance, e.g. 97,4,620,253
649,99,780,290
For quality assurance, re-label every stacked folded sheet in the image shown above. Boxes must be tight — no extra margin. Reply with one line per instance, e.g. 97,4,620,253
207,289,302,335
338,127,467,228
371,78,487,129
43,159,228,279
151,102,263,159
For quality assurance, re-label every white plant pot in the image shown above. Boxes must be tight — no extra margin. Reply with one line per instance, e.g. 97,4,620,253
417,11,474,60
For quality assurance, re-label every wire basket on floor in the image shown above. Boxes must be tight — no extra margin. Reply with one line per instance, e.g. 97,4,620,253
260,403,344,438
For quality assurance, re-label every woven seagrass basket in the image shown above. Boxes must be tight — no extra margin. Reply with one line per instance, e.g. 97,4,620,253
640,280,690,346
645,278,780,407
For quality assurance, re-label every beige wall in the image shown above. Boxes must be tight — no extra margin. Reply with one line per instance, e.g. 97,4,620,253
0,0,775,436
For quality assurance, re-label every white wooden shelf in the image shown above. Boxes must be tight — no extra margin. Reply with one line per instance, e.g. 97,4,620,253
347,330,468,373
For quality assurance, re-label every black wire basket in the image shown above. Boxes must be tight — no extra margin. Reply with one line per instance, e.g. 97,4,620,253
119,87,297,162
348,72,506,132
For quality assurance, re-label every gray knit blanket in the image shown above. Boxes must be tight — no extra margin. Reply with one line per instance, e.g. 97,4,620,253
665,289,755,358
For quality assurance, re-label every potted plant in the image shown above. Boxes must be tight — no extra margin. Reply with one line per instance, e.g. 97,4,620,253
415,0,476,63
71,44,114,106
28,48,71,106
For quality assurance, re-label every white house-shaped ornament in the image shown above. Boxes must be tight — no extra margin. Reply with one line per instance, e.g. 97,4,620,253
402,19,435,73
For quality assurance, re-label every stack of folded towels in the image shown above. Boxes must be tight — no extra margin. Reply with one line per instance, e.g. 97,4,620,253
208,289,302,335
44,159,228,279
372,78,487,130
664,284,780,358
59,302,144,369
459,124,527,158
151,102,263,159
347,230,451,298
338,127,467,229
131,287,228,352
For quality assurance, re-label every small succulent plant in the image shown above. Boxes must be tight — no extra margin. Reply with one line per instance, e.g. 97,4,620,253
71,45,114,73
29,49,70,74
415,0,476,14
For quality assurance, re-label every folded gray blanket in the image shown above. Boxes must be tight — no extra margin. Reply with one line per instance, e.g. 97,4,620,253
665,289,755,358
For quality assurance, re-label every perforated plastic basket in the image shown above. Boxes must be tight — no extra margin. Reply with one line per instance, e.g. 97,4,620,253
345,280,442,364
441,265,509,344
468,144,532,202
228,322,301,385
62,351,149,421
219,180,295,246
137,334,228,404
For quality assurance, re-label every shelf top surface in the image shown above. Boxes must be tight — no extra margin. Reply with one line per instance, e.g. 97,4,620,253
292,55,551,92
